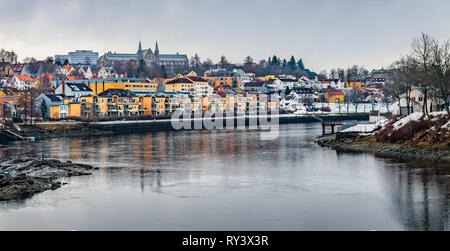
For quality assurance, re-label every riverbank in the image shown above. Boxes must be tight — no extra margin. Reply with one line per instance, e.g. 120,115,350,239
0,158,97,201
317,112,450,163
317,134,450,162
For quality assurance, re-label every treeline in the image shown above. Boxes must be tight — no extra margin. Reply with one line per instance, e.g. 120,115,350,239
188,54,319,78
384,33,450,115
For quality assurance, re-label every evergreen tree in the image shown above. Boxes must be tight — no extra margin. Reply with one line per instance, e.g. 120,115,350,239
297,59,305,70
40,101,48,120
288,56,297,70
285,86,292,95
271,55,279,66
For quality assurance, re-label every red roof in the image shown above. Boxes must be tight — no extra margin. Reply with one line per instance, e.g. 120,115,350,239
63,65,73,72
37,74,54,81
327,90,344,96
15,75,34,81
186,76,208,82
66,76,82,80
166,77,194,85
0,96,18,104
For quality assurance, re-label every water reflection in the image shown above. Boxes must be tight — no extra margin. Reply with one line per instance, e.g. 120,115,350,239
380,160,449,231
0,123,448,230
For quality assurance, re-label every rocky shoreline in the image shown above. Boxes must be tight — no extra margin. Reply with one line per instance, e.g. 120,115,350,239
316,133,450,163
0,158,98,201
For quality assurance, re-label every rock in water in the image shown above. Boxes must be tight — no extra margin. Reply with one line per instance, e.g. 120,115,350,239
0,157,95,201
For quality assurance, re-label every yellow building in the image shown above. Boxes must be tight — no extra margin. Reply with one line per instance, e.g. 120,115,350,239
325,90,345,103
210,95,226,113
0,64,14,78
203,76,239,87
235,95,247,114
89,81,158,95
346,81,362,88
246,94,258,114
50,105,61,119
191,96,202,113
152,95,166,116
165,77,194,93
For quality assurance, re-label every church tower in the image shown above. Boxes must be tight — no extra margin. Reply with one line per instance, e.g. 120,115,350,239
155,41,160,59
138,40,143,60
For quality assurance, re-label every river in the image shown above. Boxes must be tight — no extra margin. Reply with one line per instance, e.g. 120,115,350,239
0,123,448,230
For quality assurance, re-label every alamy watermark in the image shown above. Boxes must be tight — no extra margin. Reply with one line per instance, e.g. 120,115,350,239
171,94,280,140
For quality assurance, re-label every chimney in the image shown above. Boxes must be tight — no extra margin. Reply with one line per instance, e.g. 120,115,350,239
62,79,65,96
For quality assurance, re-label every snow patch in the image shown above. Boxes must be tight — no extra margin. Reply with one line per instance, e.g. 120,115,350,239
393,112,423,130
341,124,377,133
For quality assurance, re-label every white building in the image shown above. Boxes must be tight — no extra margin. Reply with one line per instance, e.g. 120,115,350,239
11,75,35,90
97,67,117,78
80,66,93,79
191,84,213,97
56,50,99,66
55,82,93,101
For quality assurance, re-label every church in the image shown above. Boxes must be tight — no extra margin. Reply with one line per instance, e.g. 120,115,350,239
97,41,189,75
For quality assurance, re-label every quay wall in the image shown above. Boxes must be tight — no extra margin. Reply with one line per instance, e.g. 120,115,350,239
86,114,369,133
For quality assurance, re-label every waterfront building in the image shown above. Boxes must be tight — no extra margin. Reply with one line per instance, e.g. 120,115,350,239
408,87,441,113
36,94,68,119
152,95,166,115
0,96,18,120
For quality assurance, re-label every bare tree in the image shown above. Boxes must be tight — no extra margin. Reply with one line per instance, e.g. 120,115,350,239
349,88,362,113
219,56,229,67
18,88,40,125
23,57,37,64
0,49,18,64
411,33,435,115
430,39,450,114
37,74,53,93
243,56,254,66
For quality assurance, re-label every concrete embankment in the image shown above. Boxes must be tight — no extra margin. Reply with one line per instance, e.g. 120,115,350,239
3,113,369,142
85,113,369,134
0,158,97,201
316,134,450,163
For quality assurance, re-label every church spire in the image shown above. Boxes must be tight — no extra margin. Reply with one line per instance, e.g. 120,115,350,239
138,40,143,60
155,41,159,58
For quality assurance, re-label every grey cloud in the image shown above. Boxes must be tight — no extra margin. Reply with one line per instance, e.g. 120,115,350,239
1,0,450,72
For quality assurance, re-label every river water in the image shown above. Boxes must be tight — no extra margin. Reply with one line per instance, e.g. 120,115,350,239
0,123,448,231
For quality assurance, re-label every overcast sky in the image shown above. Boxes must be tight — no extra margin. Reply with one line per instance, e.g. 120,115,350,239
1,0,450,72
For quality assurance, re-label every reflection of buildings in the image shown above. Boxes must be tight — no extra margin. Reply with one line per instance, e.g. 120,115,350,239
382,162,449,230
